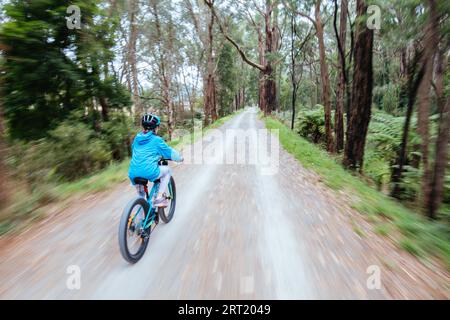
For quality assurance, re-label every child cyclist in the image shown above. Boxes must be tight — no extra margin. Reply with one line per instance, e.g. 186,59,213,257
128,113,183,207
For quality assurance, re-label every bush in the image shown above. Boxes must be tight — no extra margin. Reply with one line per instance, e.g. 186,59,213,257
364,150,391,191
365,111,413,195
397,165,421,201
366,111,405,165
295,106,329,145
48,122,112,181
364,111,449,206
8,121,113,183
7,140,54,187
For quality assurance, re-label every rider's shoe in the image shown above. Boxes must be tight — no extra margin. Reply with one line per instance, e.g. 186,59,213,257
154,196,169,208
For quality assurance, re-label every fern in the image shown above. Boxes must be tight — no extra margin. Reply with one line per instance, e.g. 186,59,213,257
295,105,333,146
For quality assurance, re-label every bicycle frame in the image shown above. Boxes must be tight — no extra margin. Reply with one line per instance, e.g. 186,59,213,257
142,182,160,229
131,176,174,231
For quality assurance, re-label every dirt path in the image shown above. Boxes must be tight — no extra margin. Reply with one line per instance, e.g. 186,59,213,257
0,108,448,299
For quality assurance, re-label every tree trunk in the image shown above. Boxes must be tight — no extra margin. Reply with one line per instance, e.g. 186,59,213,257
263,0,277,115
92,63,109,122
416,0,439,216
99,96,109,121
263,66,277,115
181,67,196,129
258,29,266,113
315,0,334,153
309,66,315,107
343,0,374,171
291,82,297,130
0,95,9,211
163,76,173,140
424,48,449,219
390,50,425,198
290,13,297,131
426,95,450,219
128,0,140,119
273,2,281,113
237,89,240,110
400,47,407,79
204,3,217,125
346,12,355,128
334,0,348,152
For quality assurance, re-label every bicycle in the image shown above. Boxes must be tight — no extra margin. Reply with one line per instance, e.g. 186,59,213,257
118,158,176,263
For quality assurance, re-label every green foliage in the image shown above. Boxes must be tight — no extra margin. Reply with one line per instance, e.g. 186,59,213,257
100,77,133,110
364,111,447,203
295,106,331,146
8,121,113,183
297,78,318,108
0,0,130,140
0,159,131,236
363,150,390,190
278,74,293,112
373,83,401,115
398,165,421,201
217,42,238,116
48,122,112,180
6,107,139,184
101,112,134,161
364,111,419,195
366,112,406,163
294,107,449,217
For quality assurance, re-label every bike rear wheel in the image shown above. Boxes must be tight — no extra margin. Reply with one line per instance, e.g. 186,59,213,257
159,176,176,223
118,197,150,263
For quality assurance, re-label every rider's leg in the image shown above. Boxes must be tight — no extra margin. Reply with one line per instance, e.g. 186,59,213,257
157,166,171,196
154,166,171,207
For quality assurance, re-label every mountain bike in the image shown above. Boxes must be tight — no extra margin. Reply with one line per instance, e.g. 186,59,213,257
118,159,176,264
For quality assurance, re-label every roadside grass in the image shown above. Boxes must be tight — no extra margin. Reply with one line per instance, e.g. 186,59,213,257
350,217,366,238
0,110,243,236
57,160,130,197
374,223,390,237
264,116,450,269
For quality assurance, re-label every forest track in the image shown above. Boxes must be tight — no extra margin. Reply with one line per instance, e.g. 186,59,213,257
0,108,448,299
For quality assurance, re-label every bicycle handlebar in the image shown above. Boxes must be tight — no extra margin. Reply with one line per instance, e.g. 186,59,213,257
158,158,169,165
158,157,184,165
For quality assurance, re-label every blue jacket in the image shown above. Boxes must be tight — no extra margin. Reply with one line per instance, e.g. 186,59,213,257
128,131,182,184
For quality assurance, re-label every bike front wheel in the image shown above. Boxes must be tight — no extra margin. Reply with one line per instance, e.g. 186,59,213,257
159,176,176,223
118,197,150,263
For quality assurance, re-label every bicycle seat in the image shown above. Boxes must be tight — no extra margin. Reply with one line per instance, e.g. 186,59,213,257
133,177,148,186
